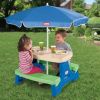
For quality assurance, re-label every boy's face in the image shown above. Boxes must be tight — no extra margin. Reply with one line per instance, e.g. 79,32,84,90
55,34,64,43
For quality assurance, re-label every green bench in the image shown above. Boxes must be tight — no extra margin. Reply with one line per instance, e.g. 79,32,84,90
15,69,60,86
15,63,79,86
70,63,79,72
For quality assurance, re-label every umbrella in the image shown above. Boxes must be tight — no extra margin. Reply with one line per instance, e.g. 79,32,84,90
6,4,88,74
6,4,88,28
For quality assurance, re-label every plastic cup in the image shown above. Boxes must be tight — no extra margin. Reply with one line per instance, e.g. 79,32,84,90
51,45,56,53
39,42,44,50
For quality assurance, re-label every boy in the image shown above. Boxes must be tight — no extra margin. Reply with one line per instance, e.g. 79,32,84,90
53,29,73,76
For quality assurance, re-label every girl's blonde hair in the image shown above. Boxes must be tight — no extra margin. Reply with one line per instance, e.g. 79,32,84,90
17,34,31,51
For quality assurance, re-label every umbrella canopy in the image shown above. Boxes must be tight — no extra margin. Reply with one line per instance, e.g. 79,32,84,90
6,5,88,28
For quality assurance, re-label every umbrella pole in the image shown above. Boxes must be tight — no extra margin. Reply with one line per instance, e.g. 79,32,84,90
46,61,49,75
46,27,49,74
47,27,49,50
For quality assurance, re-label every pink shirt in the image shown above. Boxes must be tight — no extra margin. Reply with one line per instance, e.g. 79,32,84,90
19,51,33,73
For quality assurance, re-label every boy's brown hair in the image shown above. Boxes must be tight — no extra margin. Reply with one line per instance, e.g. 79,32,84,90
55,29,67,38
17,34,31,52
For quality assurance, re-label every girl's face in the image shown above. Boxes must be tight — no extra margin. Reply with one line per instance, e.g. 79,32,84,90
24,40,32,50
55,34,64,43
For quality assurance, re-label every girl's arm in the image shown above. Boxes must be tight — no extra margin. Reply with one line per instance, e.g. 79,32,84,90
29,48,34,61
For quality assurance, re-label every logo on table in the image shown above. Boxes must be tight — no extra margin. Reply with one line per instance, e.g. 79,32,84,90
65,70,69,75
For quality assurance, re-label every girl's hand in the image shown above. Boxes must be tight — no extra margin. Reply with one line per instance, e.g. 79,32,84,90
29,47,33,52
33,54,37,59
29,48,33,58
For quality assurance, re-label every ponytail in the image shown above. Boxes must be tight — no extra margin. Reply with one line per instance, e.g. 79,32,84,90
17,34,31,51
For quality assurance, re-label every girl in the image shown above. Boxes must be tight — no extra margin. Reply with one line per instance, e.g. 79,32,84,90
18,34,44,74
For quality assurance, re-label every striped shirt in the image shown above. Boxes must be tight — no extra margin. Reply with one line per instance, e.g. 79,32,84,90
19,51,33,74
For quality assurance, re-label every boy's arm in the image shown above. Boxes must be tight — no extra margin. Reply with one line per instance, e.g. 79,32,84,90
66,44,73,60
67,44,72,52
65,43,73,54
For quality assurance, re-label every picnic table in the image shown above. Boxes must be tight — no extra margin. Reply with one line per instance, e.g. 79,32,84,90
15,46,79,96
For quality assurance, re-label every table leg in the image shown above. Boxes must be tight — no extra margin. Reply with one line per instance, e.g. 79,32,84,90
51,61,79,96
15,75,24,84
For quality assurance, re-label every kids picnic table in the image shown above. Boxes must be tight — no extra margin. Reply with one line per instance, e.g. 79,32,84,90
15,47,79,96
